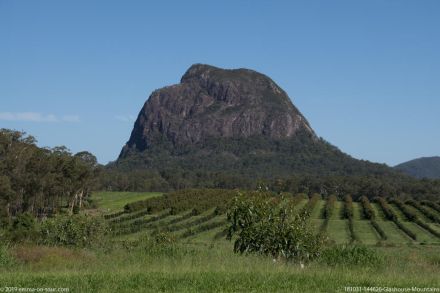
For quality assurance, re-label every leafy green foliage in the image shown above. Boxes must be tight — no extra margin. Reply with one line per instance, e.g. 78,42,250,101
227,195,325,263
0,129,97,219
40,214,108,247
8,213,38,242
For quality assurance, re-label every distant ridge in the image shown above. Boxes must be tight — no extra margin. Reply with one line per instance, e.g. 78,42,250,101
395,157,440,179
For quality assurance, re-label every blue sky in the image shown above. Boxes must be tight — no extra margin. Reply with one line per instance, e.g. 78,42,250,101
1,0,439,166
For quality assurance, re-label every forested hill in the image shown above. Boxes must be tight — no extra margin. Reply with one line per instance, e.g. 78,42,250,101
114,64,406,185
395,157,440,179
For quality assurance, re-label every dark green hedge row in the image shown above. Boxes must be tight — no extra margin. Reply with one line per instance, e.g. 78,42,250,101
104,211,125,220
360,196,375,220
421,201,440,214
359,196,386,240
112,210,171,236
406,200,440,224
153,210,219,234
370,220,387,240
375,197,417,241
299,194,321,218
390,198,440,239
375,197,397,221
323,195,337,220
180,220,227,239
123,189,244,215
109,208,152,224
320,195,337,233
343,195,358,242
389,198,418,221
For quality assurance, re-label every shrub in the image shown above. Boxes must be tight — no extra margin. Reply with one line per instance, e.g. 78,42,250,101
227,195,326,263
40,214,108,247
319,245,383,267
8,213,38,243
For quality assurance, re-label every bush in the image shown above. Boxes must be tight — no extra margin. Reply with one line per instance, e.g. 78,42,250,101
227,195,326,263
40,215,108,248
8,213,38,243
319,245,383,267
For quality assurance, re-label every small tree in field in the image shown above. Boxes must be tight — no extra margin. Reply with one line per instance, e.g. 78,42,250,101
227,194,325,264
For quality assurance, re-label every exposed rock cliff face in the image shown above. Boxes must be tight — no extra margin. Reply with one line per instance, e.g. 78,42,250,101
120,64,316,156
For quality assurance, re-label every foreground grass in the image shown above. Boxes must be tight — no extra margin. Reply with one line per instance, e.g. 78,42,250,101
1,241,439,293
91,191,162,212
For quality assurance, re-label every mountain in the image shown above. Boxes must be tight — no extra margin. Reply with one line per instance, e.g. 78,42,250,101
395,157,440,179
115,64,399,185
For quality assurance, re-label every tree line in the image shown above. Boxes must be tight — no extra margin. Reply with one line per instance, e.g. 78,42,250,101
0,129,97,224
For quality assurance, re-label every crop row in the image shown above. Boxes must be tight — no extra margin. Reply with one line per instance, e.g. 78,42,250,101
123,189,270,215
320,195,337,233
104,210,125,220
291,193,308,207
299,194,321,218
343,195,358,242
111,210,171,235
360,196,375,220
375,197,417,241
405,200,440,224
152,210,220,235
359,196,386,240
391,198,440,239
421,201,440,214
109,207,154,224
180,220,227,239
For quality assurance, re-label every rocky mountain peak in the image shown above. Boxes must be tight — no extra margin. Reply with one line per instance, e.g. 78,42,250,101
119,64,316,158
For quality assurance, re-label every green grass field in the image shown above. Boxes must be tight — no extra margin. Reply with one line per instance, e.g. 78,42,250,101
92,191,162,212
2,193,440,292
